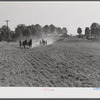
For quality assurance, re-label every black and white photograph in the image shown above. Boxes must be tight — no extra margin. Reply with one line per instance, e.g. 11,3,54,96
0,1,100,87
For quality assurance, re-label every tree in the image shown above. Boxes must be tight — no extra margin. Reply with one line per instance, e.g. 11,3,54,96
49,24,56,33
43,25,50,34
0,25,11,41
24,27,31,37
56,27,63,34
90,22,100,38
28,25,37,36
11,31,16,41
34,24,42,37
77,27,82,38
17,24,26,36
0,31,2,41
85,27,90,39
15,27,22,40
62,27,68,37
77,27,82,35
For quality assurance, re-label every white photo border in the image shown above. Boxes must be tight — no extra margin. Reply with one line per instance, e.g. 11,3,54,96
0,1,100,98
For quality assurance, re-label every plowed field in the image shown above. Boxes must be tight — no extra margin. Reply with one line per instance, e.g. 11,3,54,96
0,39,100,87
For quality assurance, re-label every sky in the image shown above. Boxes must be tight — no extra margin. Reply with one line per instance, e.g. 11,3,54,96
0,1,100,35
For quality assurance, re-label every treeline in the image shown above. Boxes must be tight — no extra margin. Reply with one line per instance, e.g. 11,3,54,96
77,22,100,39
0,24,68,42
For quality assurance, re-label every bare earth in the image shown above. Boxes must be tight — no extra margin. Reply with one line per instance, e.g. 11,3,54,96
0,38,100,87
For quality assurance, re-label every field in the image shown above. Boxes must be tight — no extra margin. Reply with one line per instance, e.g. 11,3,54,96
0,38,100,87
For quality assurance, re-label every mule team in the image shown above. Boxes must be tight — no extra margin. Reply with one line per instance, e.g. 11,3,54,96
40,39,47,45
19,39,47,48
19,39,32,48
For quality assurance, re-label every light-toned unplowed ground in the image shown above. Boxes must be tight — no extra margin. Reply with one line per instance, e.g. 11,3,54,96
0,38,100,87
